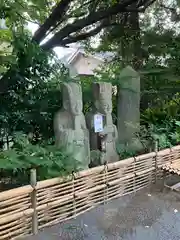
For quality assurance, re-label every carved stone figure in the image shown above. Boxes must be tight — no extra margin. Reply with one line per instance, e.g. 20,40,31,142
54,82,90,170
86,82,119,166
117,66,142,151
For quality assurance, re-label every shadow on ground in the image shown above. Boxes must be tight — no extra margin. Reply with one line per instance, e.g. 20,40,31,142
24,183,180,240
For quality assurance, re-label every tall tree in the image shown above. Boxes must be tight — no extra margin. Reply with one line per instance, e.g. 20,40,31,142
93,0,180,106
0,0,156,94
1,0,180,140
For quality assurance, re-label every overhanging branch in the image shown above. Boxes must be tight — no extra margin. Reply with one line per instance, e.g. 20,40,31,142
0,0,157,94
60,20,113,46
140,0,156,10
41,0,154,50
33,0,72,44
41,0,140,50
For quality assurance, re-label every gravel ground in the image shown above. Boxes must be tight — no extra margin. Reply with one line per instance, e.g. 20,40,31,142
24,184,180,240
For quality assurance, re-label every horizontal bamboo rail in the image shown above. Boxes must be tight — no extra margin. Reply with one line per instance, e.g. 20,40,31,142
0,144,180,239
0,185,32,201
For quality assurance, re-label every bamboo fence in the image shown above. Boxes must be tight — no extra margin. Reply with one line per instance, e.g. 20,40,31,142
1,145,180,239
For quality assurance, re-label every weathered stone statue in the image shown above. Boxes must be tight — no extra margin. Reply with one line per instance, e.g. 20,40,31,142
86,82,119,166
54,82,90,170
117,66,142,151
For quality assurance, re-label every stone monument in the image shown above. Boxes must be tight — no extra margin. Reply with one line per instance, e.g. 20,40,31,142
117,66,142,151
86,82,119,166
54,82,90,170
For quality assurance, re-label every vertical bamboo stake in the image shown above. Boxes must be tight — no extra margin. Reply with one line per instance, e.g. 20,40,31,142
30,168,38,235
103,162,108,204
72,172,76,219
162,170,166,192
169,146,173,165
133,156,136,192
154,140,158,184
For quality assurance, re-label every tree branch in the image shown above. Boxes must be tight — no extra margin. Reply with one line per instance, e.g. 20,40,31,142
139,0,156,10
43,0,96,39
41,0,155,50
60,20,113,45
0,0,156,94
16,12,40,26
159,3,176,12
33,0,73,43
41,0,141,50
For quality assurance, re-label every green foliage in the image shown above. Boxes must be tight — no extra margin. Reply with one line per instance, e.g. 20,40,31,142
116,144,137,159
80,75,94,114
0,132,79,183
0,0,53,26
141,94,180,125
146,122,180,150
140,93,180,149
139,119,180,150
1,0,180,179
0,2,77,177
0,31,71,142
0,0,55,73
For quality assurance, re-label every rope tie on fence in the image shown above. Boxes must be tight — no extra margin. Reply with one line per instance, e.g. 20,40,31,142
71,171,76,219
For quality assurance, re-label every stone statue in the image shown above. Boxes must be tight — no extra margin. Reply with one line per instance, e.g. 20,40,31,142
86,82,119,166
54,82,90,170
117,66,142,152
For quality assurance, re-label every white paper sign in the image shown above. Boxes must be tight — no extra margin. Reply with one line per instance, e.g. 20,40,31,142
94,114,103,133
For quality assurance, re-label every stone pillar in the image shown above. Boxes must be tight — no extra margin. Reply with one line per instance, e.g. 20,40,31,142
117,66,141,150
54,82,90,170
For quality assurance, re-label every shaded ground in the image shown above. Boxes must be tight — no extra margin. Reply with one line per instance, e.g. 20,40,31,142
24,183,180,240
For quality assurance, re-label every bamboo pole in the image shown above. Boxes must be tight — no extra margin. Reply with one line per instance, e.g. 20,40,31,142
36,158,134,190
34,167,154,214
154,140,158,183
0,209,33,226
0,186,33,201
72,172,76,219
35,154,156,191
0,205,30,219
0,195,29,208
36,176,72,190
30,169,38,235
103,164,108,204
0,144,180,240
162,169,166,192
157,148,171,157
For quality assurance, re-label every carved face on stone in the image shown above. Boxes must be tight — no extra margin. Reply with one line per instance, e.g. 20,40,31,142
62,82,83,115
98,97,112,114
93,83,112,114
